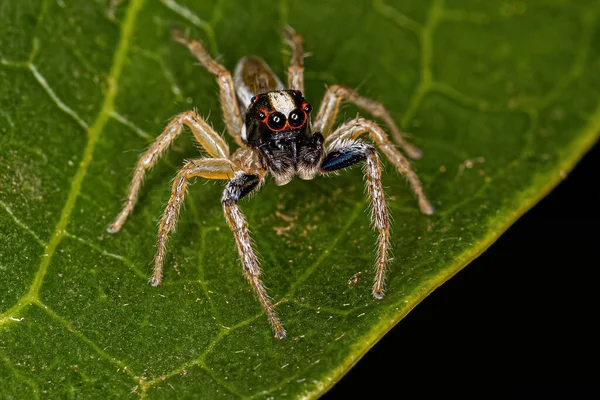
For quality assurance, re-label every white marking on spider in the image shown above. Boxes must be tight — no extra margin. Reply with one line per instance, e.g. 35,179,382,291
268,91,296,115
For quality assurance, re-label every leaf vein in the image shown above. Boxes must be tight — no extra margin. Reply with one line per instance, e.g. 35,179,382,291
0,200,46,247
131,46,185,102
372,0,423,35
64,232,147,280
286,202,364,298
401,0,445,127
110,110,153,141
0,0,145,324
143,311,265,391
288,299,351,316
37,302,140,382
28,64,90,130
0,349,41,400
533,9,597,110
200,362,247,398
160,0,219,55
186,202,224,325
429,81,496,112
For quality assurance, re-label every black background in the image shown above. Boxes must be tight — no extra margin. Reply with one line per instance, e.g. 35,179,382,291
325,143,599,398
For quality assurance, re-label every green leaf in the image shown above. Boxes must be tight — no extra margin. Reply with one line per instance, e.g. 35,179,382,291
1,0,599,398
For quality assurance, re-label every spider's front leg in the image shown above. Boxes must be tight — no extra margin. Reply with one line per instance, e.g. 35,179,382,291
320,140,390,299
173,29,244,146
222,173,286,339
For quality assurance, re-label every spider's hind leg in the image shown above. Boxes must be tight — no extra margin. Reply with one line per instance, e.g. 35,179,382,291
320,140,390,299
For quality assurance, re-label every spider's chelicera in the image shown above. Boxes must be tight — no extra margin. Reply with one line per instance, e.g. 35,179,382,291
108,27,434,339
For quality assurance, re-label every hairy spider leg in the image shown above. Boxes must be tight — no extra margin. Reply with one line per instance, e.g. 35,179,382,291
107,111,231,233
282,25,305,93
153,158,236,285
222,173,286,339
320,140,390,299
173,29,244,147
314,85,423,160
326,118,434,215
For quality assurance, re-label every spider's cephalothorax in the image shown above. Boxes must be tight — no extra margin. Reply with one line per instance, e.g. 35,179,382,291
107,27,434,340
243,89,323,185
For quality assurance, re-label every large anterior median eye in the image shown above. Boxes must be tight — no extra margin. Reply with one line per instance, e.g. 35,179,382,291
267,112,286,130
288,109,305,127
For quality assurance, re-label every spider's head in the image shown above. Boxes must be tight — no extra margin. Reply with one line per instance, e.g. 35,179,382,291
242,90,312,146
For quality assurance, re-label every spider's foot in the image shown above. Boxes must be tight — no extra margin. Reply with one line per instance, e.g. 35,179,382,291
281,24,295,35
107,212,128,233
274,328,287,340
419,198,435,215
404,142,423,160
373,289,385,300
150,274,162,287
171,27,186,43
106,223,120,234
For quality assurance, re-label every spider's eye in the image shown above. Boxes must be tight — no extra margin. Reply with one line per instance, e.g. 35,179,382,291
303,104,312,114
250,95,258,104
294,90,303,98
288,109,305,127
267,112,286,130
257,111,266,119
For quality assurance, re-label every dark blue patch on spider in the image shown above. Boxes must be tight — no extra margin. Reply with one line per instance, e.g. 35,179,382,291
322,150,365,172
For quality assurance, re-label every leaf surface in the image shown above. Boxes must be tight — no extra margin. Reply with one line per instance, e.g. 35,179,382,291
1,0,599,398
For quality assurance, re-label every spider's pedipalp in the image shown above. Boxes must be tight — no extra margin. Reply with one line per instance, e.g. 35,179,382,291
327,117,434,215
107,111,230,234
222,173,286,339
153,158,237,286
314,85,422,159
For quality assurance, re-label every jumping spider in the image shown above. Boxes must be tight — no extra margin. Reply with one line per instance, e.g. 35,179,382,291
107,27,434,339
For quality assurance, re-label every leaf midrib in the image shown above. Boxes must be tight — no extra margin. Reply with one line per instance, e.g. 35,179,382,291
0,0,145,334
